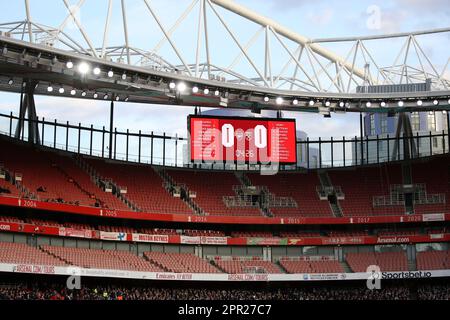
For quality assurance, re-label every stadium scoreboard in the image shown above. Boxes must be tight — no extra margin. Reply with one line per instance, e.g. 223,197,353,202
188,115,297,164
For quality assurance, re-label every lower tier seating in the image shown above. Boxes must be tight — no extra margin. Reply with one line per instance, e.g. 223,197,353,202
345,251,408,272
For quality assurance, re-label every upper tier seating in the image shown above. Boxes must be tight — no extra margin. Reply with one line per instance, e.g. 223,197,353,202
86,159,193,214
411,159,449,214
0,141,96,206
0,178,20,198
345,251,408,272
144,252,221,273
167,170,262,216
328,165,404,216
0,136,449,218
49,155,129,210
247,172,332,217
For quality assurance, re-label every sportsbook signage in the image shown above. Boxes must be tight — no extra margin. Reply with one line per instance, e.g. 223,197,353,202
1,263,449,282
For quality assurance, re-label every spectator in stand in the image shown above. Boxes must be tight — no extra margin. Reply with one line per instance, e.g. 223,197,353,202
0,280,449,300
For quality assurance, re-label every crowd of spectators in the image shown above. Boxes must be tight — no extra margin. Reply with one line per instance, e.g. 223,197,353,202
0,281,448,300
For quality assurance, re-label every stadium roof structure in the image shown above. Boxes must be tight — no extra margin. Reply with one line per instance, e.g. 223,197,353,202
0,0,449,114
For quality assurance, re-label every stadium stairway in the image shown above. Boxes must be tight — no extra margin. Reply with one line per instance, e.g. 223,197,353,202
74,156,135,210
276,260,289,274
317,171,343,217
340,260,353,273
234,171,252,187
238,172,277,218
408,259,417,271
155,167,199,215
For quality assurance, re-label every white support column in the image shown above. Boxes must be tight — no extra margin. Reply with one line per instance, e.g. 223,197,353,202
101,0,113,59
203,0,212,80
195,0,204,77
121,0,131,65
24,0,33,43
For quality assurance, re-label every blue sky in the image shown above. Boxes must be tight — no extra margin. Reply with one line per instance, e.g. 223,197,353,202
0,0,449,139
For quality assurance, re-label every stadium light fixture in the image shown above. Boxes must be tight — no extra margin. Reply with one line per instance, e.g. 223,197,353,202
93,67,101,75
169,81,176,90
338,101,345,108
214,90,220,96
309,100,315,106
66,61,73,69
203,88,210,95
81,91,87,97
380,101,387,107
433,99,439,106
366,101,372,108
93,92,98,99
177,82,187,92
78,62,90,74
324,101,331,107
398,101,404,107
124,96,129,102
107,70,114,78
47,85,53,92
115,96,120,101
121,73,127,80
417,100,423,106
58,86,65,94
103,94,109,100
263,96,269,102
70,89,76,96
448,99,450,105
192,86,199,93
276,97,283,105
7,78,13,86
292,99,299,105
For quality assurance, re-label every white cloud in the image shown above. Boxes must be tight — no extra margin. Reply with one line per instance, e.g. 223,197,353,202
307,8,334,27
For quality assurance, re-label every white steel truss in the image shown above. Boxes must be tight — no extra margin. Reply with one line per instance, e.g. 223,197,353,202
0,0,449,93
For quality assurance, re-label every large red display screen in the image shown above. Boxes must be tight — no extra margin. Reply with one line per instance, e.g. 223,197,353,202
188,115,297,164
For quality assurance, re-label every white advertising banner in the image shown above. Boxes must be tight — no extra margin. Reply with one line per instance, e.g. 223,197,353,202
1,263,449,282
131,233,169,243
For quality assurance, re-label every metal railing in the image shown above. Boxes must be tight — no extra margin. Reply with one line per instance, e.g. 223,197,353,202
1,112,449,171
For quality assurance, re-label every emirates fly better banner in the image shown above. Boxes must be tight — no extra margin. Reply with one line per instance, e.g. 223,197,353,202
189,115,297,164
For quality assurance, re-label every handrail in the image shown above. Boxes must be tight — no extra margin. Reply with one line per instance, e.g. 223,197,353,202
0,112,449,171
